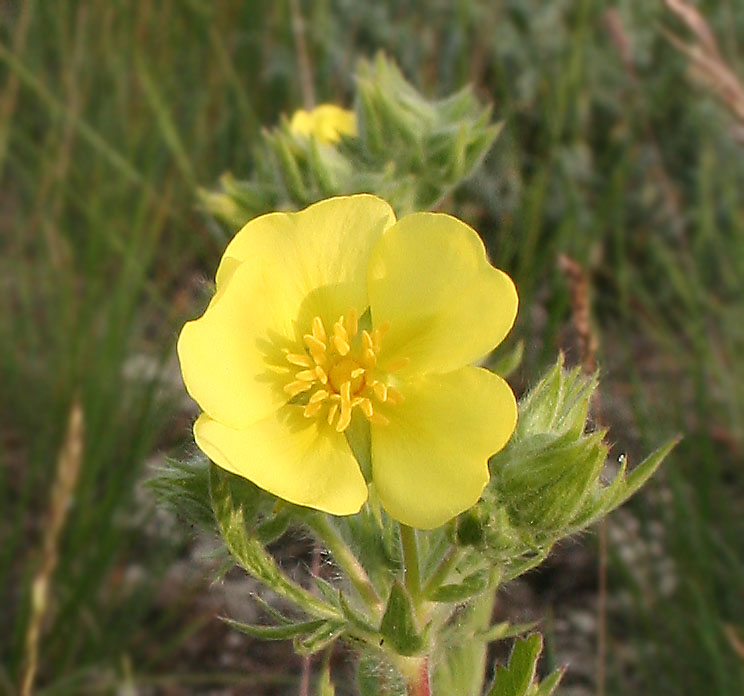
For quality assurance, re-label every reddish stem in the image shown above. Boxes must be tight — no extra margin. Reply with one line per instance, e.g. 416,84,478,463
405,657,431,696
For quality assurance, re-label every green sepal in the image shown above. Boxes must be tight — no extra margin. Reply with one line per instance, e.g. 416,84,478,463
379,582,426,656
488,340,524,379
476,621,539,643
255,505,292,545
429,570,489,603
529,667,564,696
345,412,372,482
566,437,679,533
146,455,214,530
486,634,542,696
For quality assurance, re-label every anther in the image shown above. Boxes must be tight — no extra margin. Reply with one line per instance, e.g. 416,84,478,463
309,390,329,404
359,397,374,418
304,401,324,418
284,380,312,397
312,316,327,344
327,402,339,425
385,357,410,373
286,352,312,367
372,381,388,402
386,387,405,404
332,335,350,356
367,412,390,426
336,398,352,432
303,334,327,362
345,308,358,337
295,369,318,382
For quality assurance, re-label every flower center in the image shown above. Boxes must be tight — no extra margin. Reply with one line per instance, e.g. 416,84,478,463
282,309,406,432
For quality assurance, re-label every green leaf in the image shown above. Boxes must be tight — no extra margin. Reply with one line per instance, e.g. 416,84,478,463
486,634,543,696
294,620,346,656
221,616,326,641
379,582,426,656
209,464,340,620
429,570,489,602
338,590,379,634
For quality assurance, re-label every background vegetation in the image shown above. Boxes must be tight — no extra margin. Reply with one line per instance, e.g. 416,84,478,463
1,0,742,694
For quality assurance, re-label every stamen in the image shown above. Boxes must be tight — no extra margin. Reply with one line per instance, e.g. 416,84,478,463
312,316,327,344
288,311,403,429
284,380,313,397
303,334,327,363
385,357,410,372
340,380,352,405
309,390,329,404
367,412,390,426
286,352,312,367
336,397,352,432
332,335,350,356
359,397,374,418
327,401,339,425
344,308,358,338
362,348,376,368
304,401,324,418
386,387,405,404
372,381,388,402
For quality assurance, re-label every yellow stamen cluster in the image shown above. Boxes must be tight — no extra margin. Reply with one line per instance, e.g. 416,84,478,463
283,309,405,432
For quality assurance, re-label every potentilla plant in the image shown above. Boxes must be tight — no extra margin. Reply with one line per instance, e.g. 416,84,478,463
155,193,675,695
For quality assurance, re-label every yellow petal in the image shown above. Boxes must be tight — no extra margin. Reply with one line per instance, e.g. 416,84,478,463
194,409,368,516
367,212,518,375
289,104,357,144
178,260,298,429
216,195,396,333
370,367,517,529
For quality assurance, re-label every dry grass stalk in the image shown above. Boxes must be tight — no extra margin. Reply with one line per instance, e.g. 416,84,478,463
289,0,315,110
0,0,34,174
20,400,85,696
664,0,744,138
558,254,605,696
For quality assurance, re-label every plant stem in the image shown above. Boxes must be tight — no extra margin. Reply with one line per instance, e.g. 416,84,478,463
307,515,383,615
397,656,431,696
421,546,462,598
399,524,421,600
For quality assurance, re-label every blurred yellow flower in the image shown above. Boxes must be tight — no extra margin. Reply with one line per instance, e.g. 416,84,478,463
178,195,518,528
288,104,357,144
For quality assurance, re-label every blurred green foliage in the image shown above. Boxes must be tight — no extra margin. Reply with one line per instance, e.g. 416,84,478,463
1,0,744,694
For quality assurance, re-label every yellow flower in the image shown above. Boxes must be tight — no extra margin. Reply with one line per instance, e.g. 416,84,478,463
288,104,357,144
178,195,518,529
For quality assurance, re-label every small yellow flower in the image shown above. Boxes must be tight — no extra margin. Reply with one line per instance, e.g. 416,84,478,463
288,104,357,144
178,195,518,529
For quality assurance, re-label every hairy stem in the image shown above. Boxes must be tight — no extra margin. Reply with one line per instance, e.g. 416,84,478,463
307,514,383,616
